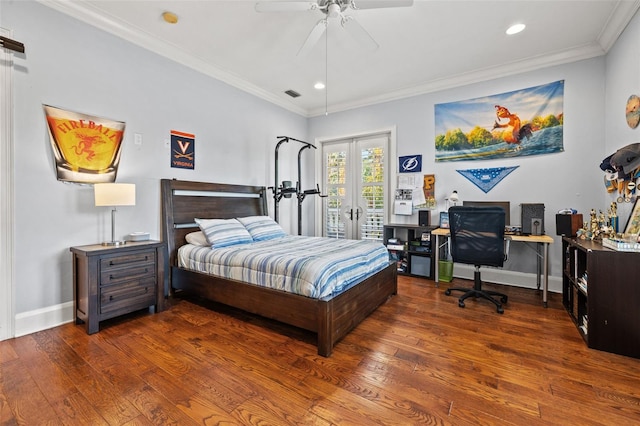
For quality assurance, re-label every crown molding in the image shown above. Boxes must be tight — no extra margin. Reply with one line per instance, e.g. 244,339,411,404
308,41,607,117
597,0,640,51
36,0,308,117
38,0,640,119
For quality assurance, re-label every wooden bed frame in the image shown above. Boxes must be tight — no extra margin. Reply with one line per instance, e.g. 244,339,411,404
161,179,397,357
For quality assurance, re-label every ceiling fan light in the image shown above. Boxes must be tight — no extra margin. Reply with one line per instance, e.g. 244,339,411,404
327,3,341,18
314,82,326,89
506,23,525,35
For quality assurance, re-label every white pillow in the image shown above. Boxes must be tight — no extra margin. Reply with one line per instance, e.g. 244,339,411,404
195,218,253,248
237,216,287,241
185,231,209,246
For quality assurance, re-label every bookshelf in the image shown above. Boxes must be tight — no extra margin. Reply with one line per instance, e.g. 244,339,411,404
383,224,435,278
562,237,640,359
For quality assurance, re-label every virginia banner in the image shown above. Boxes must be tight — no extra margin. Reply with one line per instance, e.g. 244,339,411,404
171,130,195,170
435,80,564,162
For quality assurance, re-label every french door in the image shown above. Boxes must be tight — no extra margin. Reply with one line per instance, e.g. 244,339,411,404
321,133,390,241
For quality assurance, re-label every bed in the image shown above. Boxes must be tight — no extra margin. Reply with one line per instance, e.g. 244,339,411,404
161,179,397,357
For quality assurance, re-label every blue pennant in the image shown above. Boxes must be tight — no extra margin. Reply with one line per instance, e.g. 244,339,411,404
457,166,519,193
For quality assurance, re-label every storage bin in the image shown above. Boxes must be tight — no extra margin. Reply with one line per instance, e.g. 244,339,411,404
438,260,453,282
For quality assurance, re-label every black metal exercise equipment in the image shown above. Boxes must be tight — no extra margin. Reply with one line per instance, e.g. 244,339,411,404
269,136,326,235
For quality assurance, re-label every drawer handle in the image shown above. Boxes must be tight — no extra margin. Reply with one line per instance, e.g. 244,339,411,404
109,295,113,301
145,287,148,293
109,274,114,280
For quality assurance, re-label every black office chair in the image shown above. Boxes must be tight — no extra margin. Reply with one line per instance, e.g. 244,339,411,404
444,206,509,314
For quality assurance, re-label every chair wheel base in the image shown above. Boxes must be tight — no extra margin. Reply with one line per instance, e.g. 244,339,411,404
445,285,507,314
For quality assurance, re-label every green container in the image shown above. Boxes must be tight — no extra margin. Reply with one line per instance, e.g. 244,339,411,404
438,260,454,282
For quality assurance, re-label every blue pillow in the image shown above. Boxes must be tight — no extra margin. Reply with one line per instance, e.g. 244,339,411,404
195,218,253,248
237,216,287,241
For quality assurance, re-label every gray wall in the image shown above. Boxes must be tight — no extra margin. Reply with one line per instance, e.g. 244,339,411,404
2,1,639,334
309,58,606,285
3,2,306,320
604,3,640,223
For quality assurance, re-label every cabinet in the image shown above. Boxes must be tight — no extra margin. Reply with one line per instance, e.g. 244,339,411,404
383,224,435,278
71,240,165,334
562,237,640,358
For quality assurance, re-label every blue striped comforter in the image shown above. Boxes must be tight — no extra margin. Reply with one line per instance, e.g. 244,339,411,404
177,236,389,299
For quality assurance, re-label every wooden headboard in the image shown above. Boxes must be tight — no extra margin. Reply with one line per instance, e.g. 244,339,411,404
160,179,268,267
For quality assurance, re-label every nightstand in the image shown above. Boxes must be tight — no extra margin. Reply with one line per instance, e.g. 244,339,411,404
70,240,166,334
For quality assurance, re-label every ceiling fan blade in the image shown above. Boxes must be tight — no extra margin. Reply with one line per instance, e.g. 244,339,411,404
255,1,317,12
351,0,414,10
341,16,378,51
297,19,327,57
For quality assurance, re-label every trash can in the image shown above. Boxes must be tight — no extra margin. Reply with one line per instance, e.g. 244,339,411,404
438,260,453,282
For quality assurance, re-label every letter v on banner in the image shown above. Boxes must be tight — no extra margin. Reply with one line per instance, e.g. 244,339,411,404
171,130,195,169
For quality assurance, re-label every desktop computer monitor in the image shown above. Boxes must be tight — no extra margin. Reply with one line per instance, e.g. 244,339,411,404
462,201,511,226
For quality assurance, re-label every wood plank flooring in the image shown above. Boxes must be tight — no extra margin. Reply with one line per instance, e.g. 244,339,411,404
2,276,640,425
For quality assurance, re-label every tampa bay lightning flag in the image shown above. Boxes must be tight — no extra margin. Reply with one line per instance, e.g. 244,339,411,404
399,155,422,173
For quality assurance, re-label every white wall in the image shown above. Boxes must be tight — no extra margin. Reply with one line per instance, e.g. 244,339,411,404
2,1,306,331
309,58,607,289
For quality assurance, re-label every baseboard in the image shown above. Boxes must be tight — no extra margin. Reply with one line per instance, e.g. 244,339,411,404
11,268,560,339
451,264,562,293
14,301,74,338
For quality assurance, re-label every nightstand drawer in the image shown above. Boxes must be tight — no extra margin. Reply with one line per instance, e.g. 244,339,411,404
100,278,156,315
100,250,156,271
100,262,155,286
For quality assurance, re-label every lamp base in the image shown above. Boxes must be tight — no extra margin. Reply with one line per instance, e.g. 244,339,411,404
102,240,127,246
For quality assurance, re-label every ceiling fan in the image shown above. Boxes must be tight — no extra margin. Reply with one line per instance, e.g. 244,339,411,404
255,0,414,57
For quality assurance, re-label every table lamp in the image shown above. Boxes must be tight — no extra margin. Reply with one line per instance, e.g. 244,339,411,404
94,183,136,246
446,190,459,209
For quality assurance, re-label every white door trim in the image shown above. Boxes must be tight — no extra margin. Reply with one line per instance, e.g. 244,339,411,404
1,27,16,340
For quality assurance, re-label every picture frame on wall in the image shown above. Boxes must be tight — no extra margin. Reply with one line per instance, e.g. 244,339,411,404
624,198,640,235
439,212,450,229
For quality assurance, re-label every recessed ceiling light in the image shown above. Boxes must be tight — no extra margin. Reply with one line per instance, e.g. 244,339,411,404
314,82,326,90
506,23,525,35
162,11,179,24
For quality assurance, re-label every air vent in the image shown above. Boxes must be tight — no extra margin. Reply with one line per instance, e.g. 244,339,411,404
284,89,301,98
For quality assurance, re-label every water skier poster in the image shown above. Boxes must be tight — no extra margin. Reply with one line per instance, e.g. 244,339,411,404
435,80,564,162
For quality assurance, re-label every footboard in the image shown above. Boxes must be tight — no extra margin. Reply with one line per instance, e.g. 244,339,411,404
317,262,397,357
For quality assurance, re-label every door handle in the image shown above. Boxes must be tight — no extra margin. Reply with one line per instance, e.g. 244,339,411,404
342,206,353,221
355,207,363,221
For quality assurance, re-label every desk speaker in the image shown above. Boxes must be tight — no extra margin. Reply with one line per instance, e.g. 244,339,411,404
556,214,583,237
521,203,545,235
418,210,430,226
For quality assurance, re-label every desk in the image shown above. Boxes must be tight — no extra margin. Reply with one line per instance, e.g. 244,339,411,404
432,228,554,307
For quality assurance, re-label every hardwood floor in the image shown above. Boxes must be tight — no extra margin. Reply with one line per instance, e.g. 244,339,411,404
2,276,640,425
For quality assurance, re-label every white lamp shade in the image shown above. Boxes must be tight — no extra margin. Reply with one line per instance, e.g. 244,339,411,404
449,190,459,203
94,183,136,207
